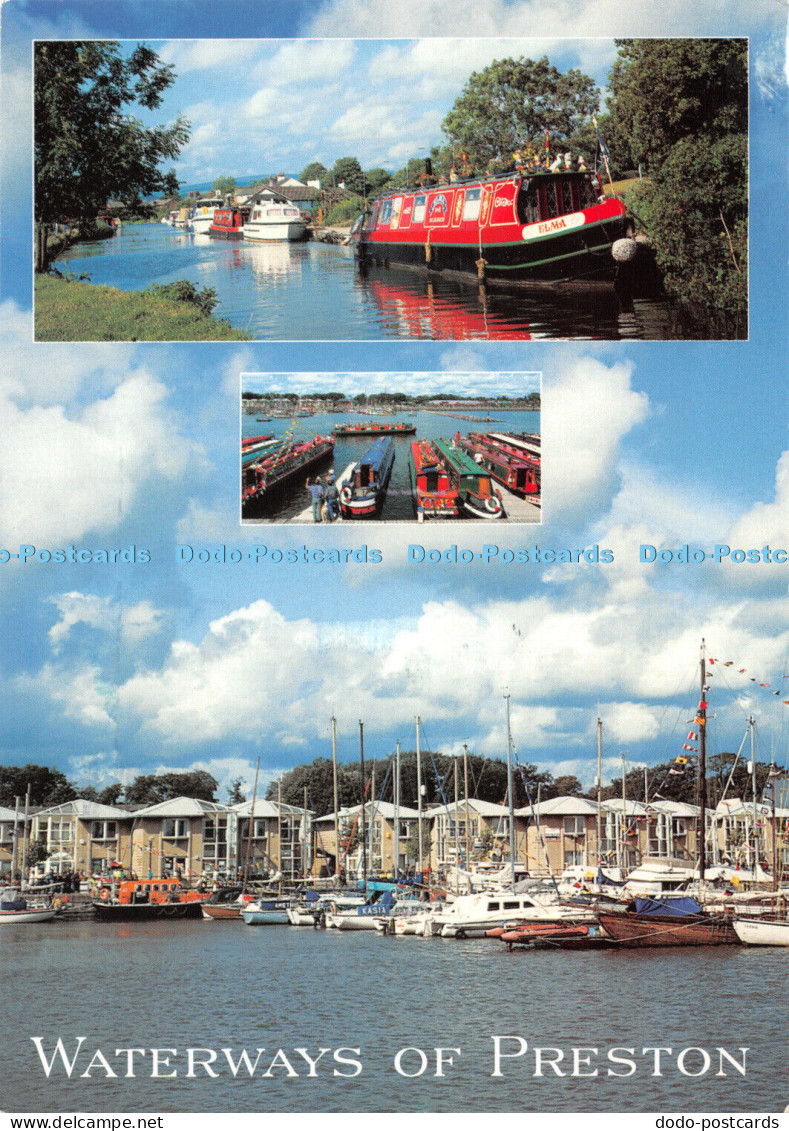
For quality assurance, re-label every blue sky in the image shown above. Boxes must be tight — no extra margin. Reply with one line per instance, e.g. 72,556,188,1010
0,0,787,801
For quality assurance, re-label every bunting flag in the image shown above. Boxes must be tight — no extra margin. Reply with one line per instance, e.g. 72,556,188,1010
708,657,787,703
668,769,684,776
687,731,697,741
682,744,696,751
675,755,690,765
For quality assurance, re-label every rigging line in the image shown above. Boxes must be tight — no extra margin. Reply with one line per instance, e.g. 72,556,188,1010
418,722,461,859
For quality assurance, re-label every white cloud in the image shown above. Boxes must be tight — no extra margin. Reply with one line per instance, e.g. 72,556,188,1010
0,301,137,405
542,357,648,519
0,371,202,542
308,0,779,39
257,40,357,86
158,40,262,73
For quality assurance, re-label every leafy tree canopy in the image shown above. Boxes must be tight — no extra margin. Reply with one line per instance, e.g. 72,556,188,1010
0,764,76,808
442,56,599,165
364,167,392,194
607,39,747,171
329,156,365,195
212,175,237,196
124,770,218,805
299,161,327,183
35,41,189,225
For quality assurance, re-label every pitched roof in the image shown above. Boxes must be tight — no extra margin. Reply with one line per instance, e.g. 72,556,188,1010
314,800,419,824
135,796,231,818
424,797,512,819
233,798,309,818
34,798,131,819
515,795,599,817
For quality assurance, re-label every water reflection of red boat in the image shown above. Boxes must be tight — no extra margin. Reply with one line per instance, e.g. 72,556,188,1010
354,169,632,285
364,272,533,340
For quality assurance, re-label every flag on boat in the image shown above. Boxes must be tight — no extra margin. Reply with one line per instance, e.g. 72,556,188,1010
592,115,610,159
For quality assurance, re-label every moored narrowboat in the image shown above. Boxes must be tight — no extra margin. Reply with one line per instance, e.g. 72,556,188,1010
332,421,416,437
408,439,460,520
242,435,335,509
458,433,540,497
353,168,634,286
432,439,504,519
337,436,395,518
209,205,250,239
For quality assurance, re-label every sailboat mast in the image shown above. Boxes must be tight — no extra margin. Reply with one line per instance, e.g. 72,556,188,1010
620,750,626,875
394,740,401,877
697,639,708,883
416,716,423,881
596,718,602,867
463,743,470,866
359,720,367,887
505,694,516,892
243,756,261,887
749,715,757,870
331,716,340,879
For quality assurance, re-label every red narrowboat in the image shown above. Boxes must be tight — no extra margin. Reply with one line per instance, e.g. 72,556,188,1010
353,169,633,286
408,439,460,520
209,205,250,239
242,435,334,510
458,433,540,497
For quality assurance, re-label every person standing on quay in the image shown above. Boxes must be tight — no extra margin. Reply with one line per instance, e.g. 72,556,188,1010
306,476,324,522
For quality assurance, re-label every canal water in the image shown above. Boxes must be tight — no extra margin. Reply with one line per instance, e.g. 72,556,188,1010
241,409,540,522
2,920,784,1112
56,223,681,341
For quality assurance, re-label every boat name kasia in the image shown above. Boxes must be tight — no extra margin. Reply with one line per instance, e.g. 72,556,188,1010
30,1037,750,1079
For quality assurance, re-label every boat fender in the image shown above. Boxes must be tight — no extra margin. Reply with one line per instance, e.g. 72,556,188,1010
100,888,110,901
340,485,353,504
612,237,638,262
484,496,501,514
425,231,432,263
476,256,487,280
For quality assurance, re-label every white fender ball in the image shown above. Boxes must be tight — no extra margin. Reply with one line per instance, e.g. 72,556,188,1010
612,237,638,262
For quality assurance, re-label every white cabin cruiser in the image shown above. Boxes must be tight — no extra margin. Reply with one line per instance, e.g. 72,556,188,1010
434,889,594,938
188,195,225,234
243,198,306,242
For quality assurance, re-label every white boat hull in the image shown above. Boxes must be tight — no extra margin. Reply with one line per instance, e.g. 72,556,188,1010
243,221,306,242
733,917,789,946
0,908,56,923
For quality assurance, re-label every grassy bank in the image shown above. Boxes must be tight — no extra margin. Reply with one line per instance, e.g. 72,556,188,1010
35,274,250,341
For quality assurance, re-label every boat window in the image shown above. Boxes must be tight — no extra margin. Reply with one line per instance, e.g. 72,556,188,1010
502,900,520,910
544,184,560,220
579,175,599,209
462,187,481,222
390,197,402,228
412,195,426,224
517,184,540,225
363,203,379,232
378,200,393,227
486,901,500,911
561,180,574,215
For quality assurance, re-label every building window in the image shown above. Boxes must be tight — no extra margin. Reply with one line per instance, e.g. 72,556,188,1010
47,818,74,845
90,821,117,840
563,817,585,836
162,819,187,839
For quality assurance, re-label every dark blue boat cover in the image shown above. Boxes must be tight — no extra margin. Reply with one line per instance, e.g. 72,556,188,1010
633,896,703,917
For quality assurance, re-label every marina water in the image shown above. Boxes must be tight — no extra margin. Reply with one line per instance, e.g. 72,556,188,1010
242,409,540,522
57,224,683,342
3,920,784,1112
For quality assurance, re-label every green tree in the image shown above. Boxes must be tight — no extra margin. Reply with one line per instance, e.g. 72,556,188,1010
34,41,189,241
267,758,360,815
608,39,747,172
0,764,76,808
607,39,747,335
125,771,218,805
364,167,391,194
442,56,599,165
299,161,327,184
98,783,124,805
212,175,237,197
330,156,365,194
227,777,246,804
